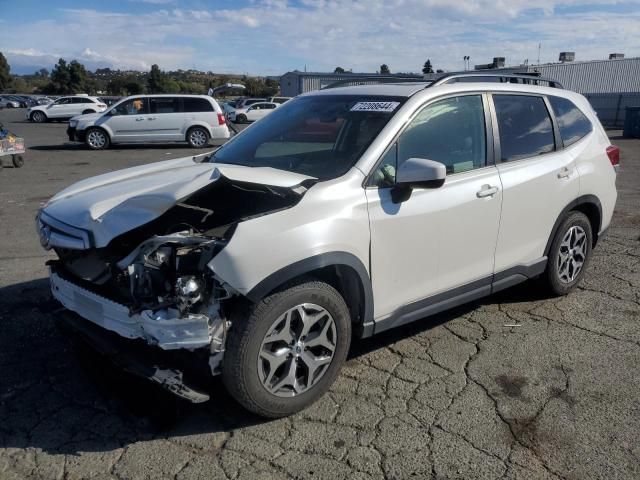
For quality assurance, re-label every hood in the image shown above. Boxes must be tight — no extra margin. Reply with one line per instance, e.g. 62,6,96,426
42,155,314,248
72,112,102,123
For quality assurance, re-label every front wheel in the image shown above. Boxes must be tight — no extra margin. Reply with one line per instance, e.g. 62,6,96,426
236,114,247,124
222,281,352,418
30,111,47,123
85,128,110,150
544,211,593,296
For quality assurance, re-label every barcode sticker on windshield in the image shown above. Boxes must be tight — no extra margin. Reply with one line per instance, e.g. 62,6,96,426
350,101,400,113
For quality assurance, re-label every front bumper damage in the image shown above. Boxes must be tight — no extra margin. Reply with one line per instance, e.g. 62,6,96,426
50,268,212,350
58,310,211,403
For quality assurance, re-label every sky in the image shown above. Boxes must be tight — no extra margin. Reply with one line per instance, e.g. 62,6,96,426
1,0,639,76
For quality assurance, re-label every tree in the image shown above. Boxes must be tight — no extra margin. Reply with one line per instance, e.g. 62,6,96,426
334,67,345,73
436,69,444,73
0,52,12,91
68,60,89,92
380,64,390,74
147,64,165,93
47,58,71,93
422,59,434,74
36,68,49,78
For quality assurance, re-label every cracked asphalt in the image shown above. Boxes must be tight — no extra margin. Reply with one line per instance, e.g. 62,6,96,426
1,108,639,479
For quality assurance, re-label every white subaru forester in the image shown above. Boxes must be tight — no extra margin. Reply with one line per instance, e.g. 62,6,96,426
37,74,618,417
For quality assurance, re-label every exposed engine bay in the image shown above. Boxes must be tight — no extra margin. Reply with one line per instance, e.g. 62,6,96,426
44,172,311,375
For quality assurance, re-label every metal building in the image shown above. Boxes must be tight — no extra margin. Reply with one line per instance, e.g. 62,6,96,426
279,71,424,97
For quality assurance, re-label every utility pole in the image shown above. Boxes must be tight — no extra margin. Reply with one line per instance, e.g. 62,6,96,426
537,43,541,65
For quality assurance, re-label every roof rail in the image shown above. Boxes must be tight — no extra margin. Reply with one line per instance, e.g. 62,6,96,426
322,77,429,90
429,73,564,89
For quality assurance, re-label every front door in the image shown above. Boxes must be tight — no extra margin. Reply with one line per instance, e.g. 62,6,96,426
47,97,74,118
366,94,502,326
102,97,149,142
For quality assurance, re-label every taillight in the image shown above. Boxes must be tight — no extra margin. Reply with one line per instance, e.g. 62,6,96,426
606,145,620,168
98,104,107,108
217,113,226,125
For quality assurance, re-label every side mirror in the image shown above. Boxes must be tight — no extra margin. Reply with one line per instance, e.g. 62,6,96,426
392,158,446,203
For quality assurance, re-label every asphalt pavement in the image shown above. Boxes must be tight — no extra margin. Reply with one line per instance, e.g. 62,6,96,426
0,107,639,480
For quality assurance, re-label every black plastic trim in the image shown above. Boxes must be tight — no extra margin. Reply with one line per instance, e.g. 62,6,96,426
246,252,375,337
543,195,603,256
371,257,547,336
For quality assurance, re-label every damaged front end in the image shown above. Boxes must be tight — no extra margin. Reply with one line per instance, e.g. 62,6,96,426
40,165,311,385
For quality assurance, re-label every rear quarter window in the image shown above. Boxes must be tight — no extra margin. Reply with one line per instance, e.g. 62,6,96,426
183,97,214,113
548,96,593,147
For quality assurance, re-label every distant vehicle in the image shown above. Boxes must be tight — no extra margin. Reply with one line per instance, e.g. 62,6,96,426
268,96,292,104
36,97,54,105
229,101,278,124
67,94,230,150
220,101,236,115
98,96,123,107
234,97,267,109
27,96,108,123
0,96,21,109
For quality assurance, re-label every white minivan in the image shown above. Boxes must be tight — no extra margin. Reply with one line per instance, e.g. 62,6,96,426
67,95,230,150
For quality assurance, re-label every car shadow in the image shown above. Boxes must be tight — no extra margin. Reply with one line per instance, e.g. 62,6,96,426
0,276,549,455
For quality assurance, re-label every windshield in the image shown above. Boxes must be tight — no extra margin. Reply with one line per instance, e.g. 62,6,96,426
210,94,407,180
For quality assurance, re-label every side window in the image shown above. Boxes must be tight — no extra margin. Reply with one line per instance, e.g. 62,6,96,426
266,103,277,110
548,96,593,147
370,95,486,186
493,95,555,162
55,98,72,105
183,98,214,112
112,98,148,115
150,97,180,114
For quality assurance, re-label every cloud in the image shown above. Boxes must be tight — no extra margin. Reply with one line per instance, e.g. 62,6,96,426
1,1,639,75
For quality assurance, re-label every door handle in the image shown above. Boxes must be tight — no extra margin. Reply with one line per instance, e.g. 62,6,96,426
557,167,572,179
135,117,145,121
147,117,157,120
476,185,499,198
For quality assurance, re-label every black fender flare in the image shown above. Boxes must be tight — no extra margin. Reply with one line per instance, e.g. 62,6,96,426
245,252,374,336
543,194,603,256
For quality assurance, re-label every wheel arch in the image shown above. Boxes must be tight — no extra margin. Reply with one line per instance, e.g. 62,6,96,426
245,252,374,338
185,122,213,139
544,194,603,256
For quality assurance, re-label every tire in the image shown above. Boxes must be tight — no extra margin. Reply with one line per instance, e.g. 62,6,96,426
82,109,95,115
222,280,352,418
12,155,24,168
186,126,209,148
85,128,110,150
236,114,247,124
30,111,47,123
544,211,593,296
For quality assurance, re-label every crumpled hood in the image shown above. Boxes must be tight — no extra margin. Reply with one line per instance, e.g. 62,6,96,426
42,155,314,248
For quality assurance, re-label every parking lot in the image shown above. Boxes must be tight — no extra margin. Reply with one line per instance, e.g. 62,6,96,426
0,106,639,480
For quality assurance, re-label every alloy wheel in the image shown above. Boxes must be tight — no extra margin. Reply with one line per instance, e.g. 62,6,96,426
87,130,107,149
258,303,337,397
557,225,587,283
189,129,208,147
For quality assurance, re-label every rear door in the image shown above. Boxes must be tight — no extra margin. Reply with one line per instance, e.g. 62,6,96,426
147,97,183,141
491,93,580,274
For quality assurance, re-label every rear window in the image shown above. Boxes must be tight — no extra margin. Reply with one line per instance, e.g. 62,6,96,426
183,97,214,113
548,96,592,147
493,95,555,162
150,97,180,114
211,95,407,180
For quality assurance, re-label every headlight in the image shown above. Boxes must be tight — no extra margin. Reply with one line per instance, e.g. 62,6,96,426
69,120,77,127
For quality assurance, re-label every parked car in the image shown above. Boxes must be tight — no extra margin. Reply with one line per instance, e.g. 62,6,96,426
67,94,230,149
37,75,618,418
234,97,267,109
229,101,278,123
27,95,107,123
0,96,21,109
36,96,54,105
268,96,292,104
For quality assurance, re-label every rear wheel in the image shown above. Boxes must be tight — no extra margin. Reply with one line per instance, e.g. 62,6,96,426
544,211,593,295
30,111,47,123
236,114,247,124
12,155,24,168
85,128,110,150
186,126,209,148
222,280,352,418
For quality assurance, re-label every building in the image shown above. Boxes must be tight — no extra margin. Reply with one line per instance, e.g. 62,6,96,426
279,71,424,97
468,54,640,94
